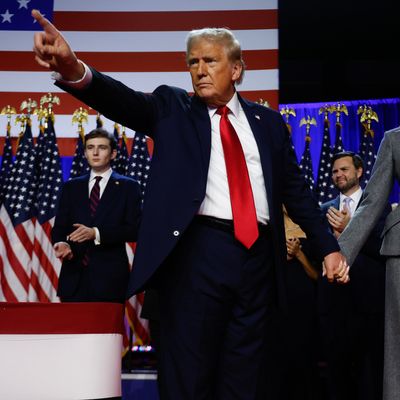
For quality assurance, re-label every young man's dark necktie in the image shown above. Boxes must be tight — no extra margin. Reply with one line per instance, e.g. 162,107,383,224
217,106,259,249
82,176,102,266
90,176,102,217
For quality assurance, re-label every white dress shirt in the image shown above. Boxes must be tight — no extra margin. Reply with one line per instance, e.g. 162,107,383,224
198,92,269,224
88,168,113,199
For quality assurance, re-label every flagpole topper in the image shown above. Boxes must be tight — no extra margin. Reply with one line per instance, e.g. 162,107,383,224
357,105,379,136
1,105,17,127
299,115,317,138
72,107,89,138
330,103,348,124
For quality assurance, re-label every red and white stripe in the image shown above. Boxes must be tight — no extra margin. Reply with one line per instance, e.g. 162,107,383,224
29,218,61,302
0,206,61,302
0,0,278,147
0,206,33,301
125,242,150,345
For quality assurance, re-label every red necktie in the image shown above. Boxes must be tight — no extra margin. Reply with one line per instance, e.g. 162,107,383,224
217,106,259,249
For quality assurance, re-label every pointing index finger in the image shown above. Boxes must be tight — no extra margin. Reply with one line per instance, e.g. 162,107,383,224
31,9,58,35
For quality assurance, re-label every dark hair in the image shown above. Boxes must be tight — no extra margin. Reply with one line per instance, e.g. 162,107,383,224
185,28,245,84
84,128,117,151
332,151,364,173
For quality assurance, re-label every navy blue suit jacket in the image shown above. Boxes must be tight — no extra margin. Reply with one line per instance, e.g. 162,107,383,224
319,195,389,313
52,171,141,302
58,68,339,302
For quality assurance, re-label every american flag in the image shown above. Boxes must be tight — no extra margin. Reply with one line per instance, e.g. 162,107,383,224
359,129,376,188
112,124,129,176
322,121,346,200
0,119,13,206
127,132,152,196
30,115,62,301
332,121,345,155
315,114,333,204
125,132,152,345
358,106,378,189
125,243,151,346
0,118,36,301
118,128,130,176
298,117,316,191
0,0,279,145
68,128,89,178
299,134,315,191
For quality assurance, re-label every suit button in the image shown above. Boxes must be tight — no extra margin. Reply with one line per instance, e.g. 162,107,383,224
173,230,180,237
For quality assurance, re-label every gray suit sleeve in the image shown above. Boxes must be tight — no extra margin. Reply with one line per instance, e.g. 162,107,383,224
339,130,395,265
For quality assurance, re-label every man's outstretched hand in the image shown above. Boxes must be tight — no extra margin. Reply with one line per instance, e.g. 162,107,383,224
32,9,84,81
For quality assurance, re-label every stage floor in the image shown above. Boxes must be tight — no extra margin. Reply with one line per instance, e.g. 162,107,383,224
122,370,159,400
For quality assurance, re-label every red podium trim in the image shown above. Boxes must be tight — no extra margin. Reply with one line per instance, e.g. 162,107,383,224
0,302,124,334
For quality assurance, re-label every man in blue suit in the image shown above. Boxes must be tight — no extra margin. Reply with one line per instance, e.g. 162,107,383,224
52,128,141,304
319,151,390,400
33,10,347,399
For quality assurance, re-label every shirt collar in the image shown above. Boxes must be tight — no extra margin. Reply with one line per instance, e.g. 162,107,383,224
340,186,363,204
208,92,240,119
90,168,113,182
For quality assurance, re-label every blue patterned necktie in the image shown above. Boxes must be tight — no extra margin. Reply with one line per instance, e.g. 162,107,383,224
343,196,352,216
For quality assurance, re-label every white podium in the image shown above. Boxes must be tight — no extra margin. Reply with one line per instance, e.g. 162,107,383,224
0,302,124,400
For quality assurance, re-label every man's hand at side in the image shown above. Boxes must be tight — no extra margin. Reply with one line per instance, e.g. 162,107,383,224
53,242,73,261
323,251,350,284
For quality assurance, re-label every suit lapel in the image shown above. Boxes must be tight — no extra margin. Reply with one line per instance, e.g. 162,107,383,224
239,95,274,204
76,175,91,225
188,95,212,171
355,192,363,210
334,196,340,210
94,172,120,221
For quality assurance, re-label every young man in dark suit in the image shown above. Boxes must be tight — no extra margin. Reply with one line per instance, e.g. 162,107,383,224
319,151,390,400
52,128,141,304
33,11,348,399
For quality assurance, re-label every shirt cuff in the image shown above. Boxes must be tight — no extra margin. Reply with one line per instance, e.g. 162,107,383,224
93,227,101,245
51,60,93,89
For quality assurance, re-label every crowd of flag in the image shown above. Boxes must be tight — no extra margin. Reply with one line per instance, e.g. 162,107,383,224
289,103,378,204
